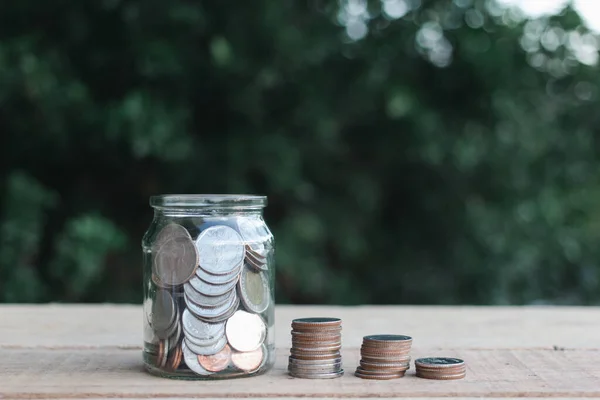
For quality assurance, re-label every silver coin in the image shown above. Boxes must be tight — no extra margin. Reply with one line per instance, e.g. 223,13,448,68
182,316,225,347
195,225,245,275
151,290,176,338
196,262,241,285
181,308,225,341
245,252,268,270
415,357,465,367
289,370,344,379
245,257,268,273
153,224,198,287
182,341,213,375
225,310,266,352
237,218,267,254
238,265,269,314
185,328,223,347
288,361,343,369
189,274,239,297
159,338,169,368
246,245,267,259
183,281,233,308
289,365,343,375
196,297,240,323
163,310,180,340
185,290,237,320
143,298,159,344
184,335,228,356
289,357,342,365
364,334,412,343
167,319,182,351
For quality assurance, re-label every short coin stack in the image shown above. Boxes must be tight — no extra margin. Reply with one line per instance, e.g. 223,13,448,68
355,334,412,380
415,357,466,380
288,318,344,379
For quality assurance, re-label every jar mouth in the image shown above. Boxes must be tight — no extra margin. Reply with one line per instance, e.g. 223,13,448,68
150,194,267,210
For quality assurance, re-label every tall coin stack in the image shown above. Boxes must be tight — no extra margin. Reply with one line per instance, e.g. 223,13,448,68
288,318,344,379
355,334,412,380
415,357,466,380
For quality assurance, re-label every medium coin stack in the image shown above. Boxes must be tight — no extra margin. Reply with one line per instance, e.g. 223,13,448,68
146,218,273,377
415,357,466,380
288,318,344,379
355,334,412,380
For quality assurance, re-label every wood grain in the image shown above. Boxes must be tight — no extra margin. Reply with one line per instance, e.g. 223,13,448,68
2,348,599,398
0,305,599,399
1,305,599,349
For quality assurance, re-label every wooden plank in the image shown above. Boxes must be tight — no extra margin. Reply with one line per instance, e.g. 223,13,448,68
1,347,599,398
1,305,599,349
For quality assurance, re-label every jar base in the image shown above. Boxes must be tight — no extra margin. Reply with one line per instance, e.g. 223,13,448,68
143,351,274,380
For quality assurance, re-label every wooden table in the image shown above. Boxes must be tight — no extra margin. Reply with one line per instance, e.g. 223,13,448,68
1,305,599,399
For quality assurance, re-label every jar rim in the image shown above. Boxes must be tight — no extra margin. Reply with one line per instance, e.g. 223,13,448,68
150,194,267,209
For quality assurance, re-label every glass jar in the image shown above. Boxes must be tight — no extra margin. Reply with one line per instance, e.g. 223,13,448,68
142,194,275,380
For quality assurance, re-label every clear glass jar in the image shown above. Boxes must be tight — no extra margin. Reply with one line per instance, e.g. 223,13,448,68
142,194,275,380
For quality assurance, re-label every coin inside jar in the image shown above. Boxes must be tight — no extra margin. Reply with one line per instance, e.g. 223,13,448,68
238,265,269,314
153,224,198,287
198,344,232,372
226,310,266,352
151,289,176,338
195,225,245,275
231,346,265,371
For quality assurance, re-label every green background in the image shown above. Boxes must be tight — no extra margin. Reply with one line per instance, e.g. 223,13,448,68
1,0,599,305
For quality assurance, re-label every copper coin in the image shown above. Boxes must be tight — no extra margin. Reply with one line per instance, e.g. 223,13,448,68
231,346,264,371
355,370,405,380
416,371,466,380
363,334,412,344
166,343,183,371
292,336,341,342
198,344,232,372
360,360,410,371
291,334,341,341
361,354,411,361
362,342,412,350
289,353,341,361
292,340,342,348
361,342,411,350
355,366,405,375
290,348,340,355
291,344,341,351
416,366,465,373
156,339,168,368
361,347,411,356
292,326,341,333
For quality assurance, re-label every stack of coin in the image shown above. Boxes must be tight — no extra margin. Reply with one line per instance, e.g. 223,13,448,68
355,334,412,380
415,357,466,380
238,219,269,271
147,219,271,377
146,290,184,371
288,318,343,379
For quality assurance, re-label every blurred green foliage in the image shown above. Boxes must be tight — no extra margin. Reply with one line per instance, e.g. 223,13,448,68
1,0,599,305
